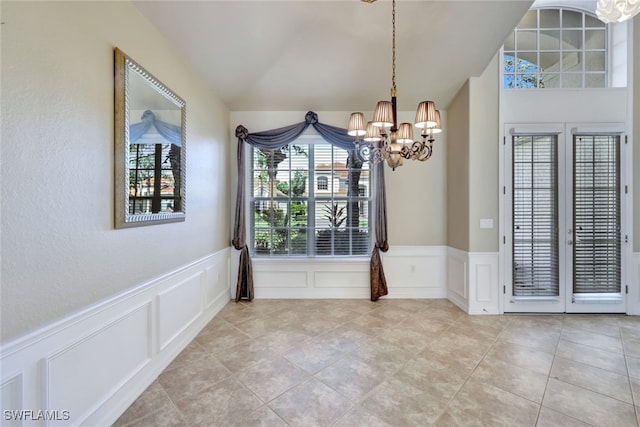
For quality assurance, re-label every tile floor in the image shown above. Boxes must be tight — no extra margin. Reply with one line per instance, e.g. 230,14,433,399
114,299,640,427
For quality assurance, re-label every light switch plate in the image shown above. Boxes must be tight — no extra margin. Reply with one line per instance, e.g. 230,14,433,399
480,218,494,229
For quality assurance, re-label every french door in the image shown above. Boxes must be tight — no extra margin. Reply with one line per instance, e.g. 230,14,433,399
504,125,626,313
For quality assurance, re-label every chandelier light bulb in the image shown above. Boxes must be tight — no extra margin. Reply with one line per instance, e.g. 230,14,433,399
364,121,382,142
397,122,414,144
371,101,394,128
347,112,367,137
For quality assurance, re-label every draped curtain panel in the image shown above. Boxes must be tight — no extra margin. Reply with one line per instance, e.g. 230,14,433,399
232,111,388,301
370,161,389,301
130,110,181,145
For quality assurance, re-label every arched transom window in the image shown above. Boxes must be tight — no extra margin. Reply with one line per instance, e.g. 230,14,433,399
503,8,607,89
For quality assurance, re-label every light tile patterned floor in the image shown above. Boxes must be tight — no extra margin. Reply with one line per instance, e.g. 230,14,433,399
114,299,640,427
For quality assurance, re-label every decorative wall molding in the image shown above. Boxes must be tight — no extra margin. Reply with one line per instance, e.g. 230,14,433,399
0,248,231,427
446,248,500,314
630,252,640,315
245,246,449,299
467,252,500,314
447,247,469,312
383,246,448,298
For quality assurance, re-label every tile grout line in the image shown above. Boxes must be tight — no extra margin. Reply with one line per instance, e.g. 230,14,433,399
430,317,511,426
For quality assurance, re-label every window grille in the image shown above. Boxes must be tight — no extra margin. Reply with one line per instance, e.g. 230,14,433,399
251,138,371,257
128,142,180,214
503,8,607,89
512,135,560,296
317,176,328,190
573,135,621,293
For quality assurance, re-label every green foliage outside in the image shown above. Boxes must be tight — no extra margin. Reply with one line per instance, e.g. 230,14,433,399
503,54,545,89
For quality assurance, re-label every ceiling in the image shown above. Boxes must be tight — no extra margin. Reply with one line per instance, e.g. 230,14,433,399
133,0,534,112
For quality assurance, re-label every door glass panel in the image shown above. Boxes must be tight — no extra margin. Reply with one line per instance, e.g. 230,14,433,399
512,135,559,296
573,135,621,294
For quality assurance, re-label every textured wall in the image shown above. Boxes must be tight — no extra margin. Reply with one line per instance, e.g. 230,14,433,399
1,1,230,342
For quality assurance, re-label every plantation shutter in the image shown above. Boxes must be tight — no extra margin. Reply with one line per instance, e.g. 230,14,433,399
512,135,560,297
573,135,621,294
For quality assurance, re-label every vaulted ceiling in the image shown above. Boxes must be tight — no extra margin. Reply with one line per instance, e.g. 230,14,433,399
134,0,534,112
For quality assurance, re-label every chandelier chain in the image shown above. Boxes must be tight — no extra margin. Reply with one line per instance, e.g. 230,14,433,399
391,0,396,93
349,0,440,170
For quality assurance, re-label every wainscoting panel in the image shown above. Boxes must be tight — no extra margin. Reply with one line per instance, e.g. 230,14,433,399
248,246,448,299
382,246,448,298
631,252,640,315
0,373,23,427
204,255,228,309
447,249,500,314
42,303,152,426
255,271,309,289
468,253,500,314
252,259,368,298
0,248,231,427
314,270,369,288
447,248,468,311
157,273,203,351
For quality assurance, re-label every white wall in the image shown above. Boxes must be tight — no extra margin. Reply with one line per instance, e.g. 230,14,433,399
1,1,230,343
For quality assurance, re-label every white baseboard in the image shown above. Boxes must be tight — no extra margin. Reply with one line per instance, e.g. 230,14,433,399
0,248,231,427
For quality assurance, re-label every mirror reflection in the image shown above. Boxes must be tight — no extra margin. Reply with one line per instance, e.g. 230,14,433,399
114,48,186,228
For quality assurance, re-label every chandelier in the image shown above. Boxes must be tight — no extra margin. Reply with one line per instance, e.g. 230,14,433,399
596,0,640,23
347,0,441,170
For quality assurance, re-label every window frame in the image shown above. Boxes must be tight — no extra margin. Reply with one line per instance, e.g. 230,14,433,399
247,133,373,258
502,7,608,90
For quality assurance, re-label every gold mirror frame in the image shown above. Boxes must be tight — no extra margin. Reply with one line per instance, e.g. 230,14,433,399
114,48,186,228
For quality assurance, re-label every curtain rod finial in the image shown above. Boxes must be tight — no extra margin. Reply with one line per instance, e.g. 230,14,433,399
235,125,248,140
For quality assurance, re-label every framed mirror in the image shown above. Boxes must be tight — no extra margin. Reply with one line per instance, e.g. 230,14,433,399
114,48,186,228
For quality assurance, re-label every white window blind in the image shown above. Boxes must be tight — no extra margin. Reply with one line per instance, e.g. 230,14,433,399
512,135,560,297
250,139,371,257
573,135,621,294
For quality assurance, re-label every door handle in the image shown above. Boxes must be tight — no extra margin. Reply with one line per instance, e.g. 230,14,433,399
567,239,573,245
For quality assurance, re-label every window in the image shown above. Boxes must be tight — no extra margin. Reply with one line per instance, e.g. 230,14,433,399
251,136,371,256
317,176,328,191
503,8,607,89
512,135,560,297
129,141,180,214
573,135,621,294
